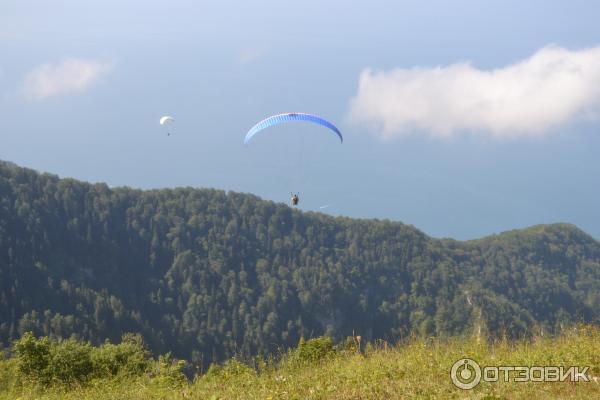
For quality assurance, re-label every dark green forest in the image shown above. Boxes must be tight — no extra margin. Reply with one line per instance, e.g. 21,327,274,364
1,160,599,365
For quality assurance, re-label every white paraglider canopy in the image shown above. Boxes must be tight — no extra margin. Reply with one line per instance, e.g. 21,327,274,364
159,115,175,125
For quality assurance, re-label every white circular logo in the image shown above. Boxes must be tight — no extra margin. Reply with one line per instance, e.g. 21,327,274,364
451,358,482,389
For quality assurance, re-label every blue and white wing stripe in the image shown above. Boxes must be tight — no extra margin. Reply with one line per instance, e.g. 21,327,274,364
244,113,343,144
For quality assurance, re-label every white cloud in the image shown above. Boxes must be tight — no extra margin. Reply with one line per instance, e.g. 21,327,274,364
349,45,600,138
22,58,114,99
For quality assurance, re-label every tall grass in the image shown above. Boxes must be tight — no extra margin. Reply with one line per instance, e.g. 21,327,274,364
1,327,599,399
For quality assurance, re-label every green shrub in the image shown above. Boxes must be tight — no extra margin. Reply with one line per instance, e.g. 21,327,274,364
13,333,93,386
290,336,336,364
47,339,93,385
205,358,255,379
90,333,151,377
0,357,19,392
151,352,187,388
13,332,52,385
12,332,153,387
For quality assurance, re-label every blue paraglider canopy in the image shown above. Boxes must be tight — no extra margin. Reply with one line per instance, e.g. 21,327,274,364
244,112,343,144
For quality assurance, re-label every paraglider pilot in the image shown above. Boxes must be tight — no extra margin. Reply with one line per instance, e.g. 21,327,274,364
291,193,299,206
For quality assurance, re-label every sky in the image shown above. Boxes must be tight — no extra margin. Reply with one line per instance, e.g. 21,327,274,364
1,0,600,240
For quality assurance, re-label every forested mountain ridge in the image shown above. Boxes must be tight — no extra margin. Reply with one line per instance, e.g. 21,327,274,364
0,160,599,364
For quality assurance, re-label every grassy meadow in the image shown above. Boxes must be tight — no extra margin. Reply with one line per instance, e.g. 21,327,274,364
1,328,599,399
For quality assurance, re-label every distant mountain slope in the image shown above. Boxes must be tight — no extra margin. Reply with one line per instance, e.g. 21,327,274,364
0,160,599,363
